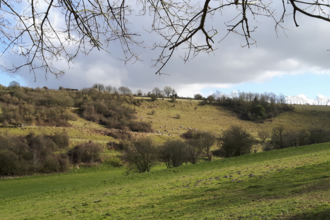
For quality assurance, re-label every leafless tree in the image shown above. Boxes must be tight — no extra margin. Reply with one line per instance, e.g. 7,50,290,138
118,86,132,94
152,87,162,97
163,86,172,97
136,89,143,96
1,0,330,78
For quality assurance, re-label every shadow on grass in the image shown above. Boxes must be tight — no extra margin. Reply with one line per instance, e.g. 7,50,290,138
286,208,330,220
135,160,330,219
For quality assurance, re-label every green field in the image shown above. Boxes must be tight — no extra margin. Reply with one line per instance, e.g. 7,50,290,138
2,100,330,219
1,143,330,219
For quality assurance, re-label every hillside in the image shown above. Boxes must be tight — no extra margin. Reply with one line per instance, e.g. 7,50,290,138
132,99,330,139
1,93,330,218
1,142,330,219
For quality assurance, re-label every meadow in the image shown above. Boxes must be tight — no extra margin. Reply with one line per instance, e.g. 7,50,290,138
133,100,330,140
1,99,330,219
1,142,330,219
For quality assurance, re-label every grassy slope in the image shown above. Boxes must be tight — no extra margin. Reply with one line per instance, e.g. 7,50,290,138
1,143,330,219
1,101,330,219
133,100,330,141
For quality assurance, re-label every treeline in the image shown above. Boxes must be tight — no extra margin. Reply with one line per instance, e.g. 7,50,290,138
121,130,216,173
196,91,294,121
0,132,104,177
262,126,330,151
120,125,330,173
93,83,178,100
0,84,152,132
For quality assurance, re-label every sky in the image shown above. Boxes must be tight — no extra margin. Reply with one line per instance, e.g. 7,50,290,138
1,1,330,103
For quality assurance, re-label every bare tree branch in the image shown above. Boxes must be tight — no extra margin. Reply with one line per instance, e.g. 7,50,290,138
0,0,330,78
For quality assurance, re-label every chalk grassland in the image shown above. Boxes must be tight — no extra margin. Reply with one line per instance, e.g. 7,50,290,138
0,110,116,147
1,143,330,219
1,100,330,145
132,100,330,139
293,104,330,111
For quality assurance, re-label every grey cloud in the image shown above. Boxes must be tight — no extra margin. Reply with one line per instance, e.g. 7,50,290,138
4,3,330,96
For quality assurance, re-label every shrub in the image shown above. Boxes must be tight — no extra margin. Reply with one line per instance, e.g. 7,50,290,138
108,131,133,140
262,141,274,151
182,130,193,139
308,127,330,144
159,140,187,168
0,150,19,176
128,121,153,132
42,155,60,173
122,137,157,173
57,154,70,172
257,130,269,144
251,104,266,119
194,94,203,100
48,132,70,148
68,141,104,164
271,125,285,149
150,94,157,101
182,130,215,160
219,126,255,157
2,120,8,127
197,131,216,160
171,96,176,102
185,140,204,164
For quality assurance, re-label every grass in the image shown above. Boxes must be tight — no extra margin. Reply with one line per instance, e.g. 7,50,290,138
2,101,330,219
132,100,330,147
1,143,330,219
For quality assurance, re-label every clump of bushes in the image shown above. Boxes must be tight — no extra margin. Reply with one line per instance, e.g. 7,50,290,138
181,130,216,160
218,126,256,158
122,137,157,173
0,133,71,176
68,141,104,164
0,132,106,177
80,100,153,132
263,125,330,151
108,130,133,140
211,92,294,122
159,140,188,168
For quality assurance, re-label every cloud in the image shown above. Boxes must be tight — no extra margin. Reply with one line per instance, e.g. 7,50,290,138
286,94,330,105
2,2,330,97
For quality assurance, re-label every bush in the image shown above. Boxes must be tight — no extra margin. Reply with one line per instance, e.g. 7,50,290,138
185,140,204,164
42,155,60,173
182,130,194,139
171,96,176,102
128,121,153,132
57,154,70,172
0,150,19,176
197,131,216,160
68,141,104,164
48,132,70,148
271,125,285,149
182,130,215,160
219,126,255,157
251,105,265,119
122,137,157,173
150,94,157,101
257,130,269,144
308,127,330,144
262,142,273,151
159,140,187,168
108,131,133,140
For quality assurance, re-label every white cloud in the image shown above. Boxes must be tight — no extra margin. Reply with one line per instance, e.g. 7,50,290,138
2,2,330,98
